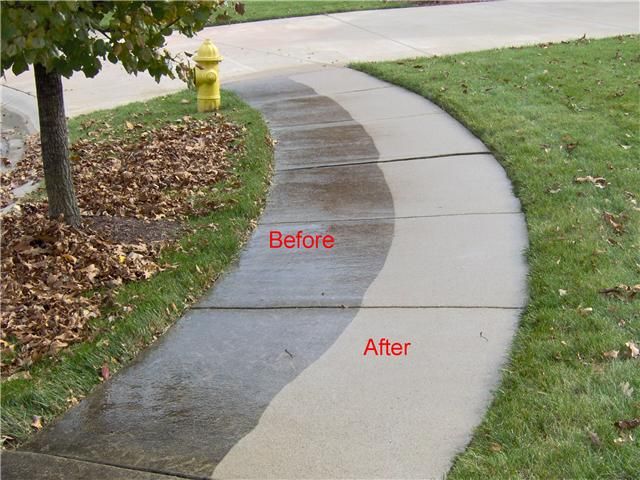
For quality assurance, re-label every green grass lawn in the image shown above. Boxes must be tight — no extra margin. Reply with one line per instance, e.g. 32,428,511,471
1,91,273,446
213,0,412,24
354,35,639,478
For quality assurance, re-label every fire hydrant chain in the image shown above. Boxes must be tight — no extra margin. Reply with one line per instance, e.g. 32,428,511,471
194,39,222,112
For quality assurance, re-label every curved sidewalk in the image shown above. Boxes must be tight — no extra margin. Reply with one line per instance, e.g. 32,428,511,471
7,68,527,479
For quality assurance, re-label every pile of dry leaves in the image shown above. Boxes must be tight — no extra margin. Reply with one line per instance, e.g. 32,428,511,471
1,116,242,375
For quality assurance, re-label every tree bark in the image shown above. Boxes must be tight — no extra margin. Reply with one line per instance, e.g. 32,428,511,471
34,64,81,227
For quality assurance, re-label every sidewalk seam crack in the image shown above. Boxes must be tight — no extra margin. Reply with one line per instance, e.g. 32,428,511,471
240,85,393,106
1,84,36,97
325,13,431,56
275,151,492,172
270,110,444,130
20,451,209,480
260,211,523,226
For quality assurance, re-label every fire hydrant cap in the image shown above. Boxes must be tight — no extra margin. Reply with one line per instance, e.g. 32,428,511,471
194,39,223,62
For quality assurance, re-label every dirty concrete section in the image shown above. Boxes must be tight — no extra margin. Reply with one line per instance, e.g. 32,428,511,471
1,451,184,480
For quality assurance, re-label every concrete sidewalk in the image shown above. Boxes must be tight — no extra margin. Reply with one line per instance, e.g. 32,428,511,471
1,1,638,117
2,2,638,479
6,67,527,480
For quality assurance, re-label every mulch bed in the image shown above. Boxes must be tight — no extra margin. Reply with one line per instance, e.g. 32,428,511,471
1,116,242,376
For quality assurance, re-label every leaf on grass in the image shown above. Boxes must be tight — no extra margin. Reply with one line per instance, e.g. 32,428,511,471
125,121,135,130
30,415,43,430
561,134,578,153
587,431,602,447
613,433,634,445
602,211,625,234
600,284,640,301
603,350,619,360
614,418,640,431
575,175,607,188
559,289,568,297
620,382,634,398
6,370,31,381
489,442,502,452
622,341,639,359
101,362,110,381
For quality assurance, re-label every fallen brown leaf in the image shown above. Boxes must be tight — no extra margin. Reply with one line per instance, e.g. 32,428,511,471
30,415,43,430
622,341,639,359
587,431,602,447
101,362,110,381
599,284,640,302
577,306,593,316
614,418,640,431
602,211,625,234
613,433,634,445
575,175,607,188
620,382,634,398
1,116,243,375
603,350,619,360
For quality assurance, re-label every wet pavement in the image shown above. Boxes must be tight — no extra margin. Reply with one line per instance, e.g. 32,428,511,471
2,452,183,480
8,68,528,479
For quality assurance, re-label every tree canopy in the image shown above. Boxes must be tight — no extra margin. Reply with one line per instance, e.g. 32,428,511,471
1,1,227,81
1,1,240,227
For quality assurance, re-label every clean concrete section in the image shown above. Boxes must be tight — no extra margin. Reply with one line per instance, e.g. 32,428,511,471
213,308,518,479
2,1,638,116
18,68,528,479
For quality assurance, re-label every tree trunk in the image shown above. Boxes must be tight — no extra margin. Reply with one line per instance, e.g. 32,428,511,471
34,64,81,227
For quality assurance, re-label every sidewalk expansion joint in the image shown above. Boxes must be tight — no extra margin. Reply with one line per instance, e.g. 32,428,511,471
214,40,334,69
23,451,209,480
260,211,523,226
325,13,431,56
191,305,524,311
271,110,445,130
1,84,36,97
275,151,492,173
244,85,394,107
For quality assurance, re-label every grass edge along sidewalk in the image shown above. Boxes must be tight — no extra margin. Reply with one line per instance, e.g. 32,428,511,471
354,35,639,478
211,0,412,25
1,90,274,447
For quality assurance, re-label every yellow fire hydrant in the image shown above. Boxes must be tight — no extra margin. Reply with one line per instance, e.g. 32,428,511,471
193,39,222,112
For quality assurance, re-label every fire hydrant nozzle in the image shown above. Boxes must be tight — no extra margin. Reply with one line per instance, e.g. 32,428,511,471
193,39,222,112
